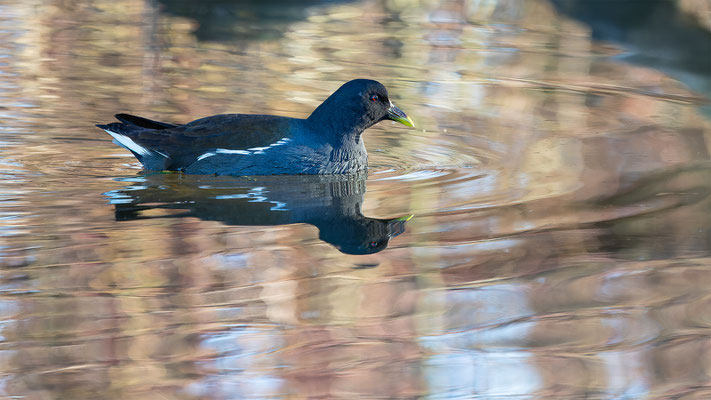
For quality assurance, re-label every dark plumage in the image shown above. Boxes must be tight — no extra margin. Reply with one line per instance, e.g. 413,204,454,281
97,79,414,175
108,173,411,255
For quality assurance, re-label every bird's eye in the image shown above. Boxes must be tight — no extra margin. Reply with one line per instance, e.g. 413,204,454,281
370,94,379,102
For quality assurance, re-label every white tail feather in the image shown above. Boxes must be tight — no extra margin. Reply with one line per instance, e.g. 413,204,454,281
104,129,166,158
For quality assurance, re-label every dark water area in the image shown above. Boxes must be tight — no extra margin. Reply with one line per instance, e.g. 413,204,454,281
1,0,711,398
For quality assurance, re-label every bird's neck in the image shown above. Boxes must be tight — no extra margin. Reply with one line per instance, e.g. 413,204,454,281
306,102,371,144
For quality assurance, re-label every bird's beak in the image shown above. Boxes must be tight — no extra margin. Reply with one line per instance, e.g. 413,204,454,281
395,214,414,222
387,102,415,128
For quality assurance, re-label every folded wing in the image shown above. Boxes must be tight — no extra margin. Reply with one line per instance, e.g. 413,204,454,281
98,114,295,171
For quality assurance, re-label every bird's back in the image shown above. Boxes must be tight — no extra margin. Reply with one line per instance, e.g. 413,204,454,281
98,113,301,172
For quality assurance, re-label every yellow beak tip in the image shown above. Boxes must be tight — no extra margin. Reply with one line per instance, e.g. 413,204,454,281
395,214,414,222
394,116,415,128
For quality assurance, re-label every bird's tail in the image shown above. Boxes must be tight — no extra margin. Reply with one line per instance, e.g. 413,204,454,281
97,114,173,170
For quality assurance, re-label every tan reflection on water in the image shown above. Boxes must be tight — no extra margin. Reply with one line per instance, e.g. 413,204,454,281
1,0,711,398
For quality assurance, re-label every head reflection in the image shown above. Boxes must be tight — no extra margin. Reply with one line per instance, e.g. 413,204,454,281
104,172,409,255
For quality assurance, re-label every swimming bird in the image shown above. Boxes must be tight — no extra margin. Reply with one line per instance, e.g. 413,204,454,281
97,79,414,175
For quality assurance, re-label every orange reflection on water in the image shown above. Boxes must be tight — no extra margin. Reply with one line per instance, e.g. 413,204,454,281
0,0,711,398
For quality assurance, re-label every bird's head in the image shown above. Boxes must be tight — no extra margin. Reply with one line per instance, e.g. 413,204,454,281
308,79,414,139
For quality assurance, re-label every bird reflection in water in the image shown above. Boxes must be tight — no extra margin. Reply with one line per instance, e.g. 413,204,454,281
103,172,410,255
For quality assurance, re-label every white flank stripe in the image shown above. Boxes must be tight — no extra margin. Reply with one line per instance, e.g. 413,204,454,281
196,152,215,161
105,130,151,157
197,138,293,161
245,138,292,152
216,149,250,155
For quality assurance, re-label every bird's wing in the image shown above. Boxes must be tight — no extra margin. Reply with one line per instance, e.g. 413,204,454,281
131,114,296,156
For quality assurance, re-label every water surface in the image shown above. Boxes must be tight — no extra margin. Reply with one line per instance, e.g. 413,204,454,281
1,0,711,398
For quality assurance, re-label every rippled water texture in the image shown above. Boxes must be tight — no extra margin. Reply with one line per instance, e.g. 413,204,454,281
1,0,711,398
